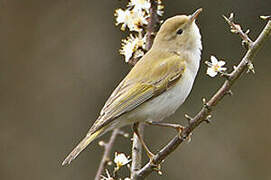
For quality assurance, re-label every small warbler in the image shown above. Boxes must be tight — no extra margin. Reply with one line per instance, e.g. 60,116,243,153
62,8,202,165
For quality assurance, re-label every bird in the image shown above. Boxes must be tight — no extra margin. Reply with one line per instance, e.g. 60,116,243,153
62,8,203,166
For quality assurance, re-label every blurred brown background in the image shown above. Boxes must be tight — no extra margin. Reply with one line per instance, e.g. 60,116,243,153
0,0,270,179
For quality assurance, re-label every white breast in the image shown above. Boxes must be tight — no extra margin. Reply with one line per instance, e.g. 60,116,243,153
130,41,201,122
118,60,200,127
123,53,200,124
108,57,200,132
136,65,197,122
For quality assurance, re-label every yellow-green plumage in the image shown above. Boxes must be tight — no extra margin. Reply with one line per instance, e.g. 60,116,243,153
96,50,186,131
62,126,106,165
62,9,202,165
62,51,186,165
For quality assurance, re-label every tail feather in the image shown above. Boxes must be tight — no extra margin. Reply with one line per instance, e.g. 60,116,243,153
62,128,104,166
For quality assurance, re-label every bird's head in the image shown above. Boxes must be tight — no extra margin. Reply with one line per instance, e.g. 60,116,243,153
152,8,203,55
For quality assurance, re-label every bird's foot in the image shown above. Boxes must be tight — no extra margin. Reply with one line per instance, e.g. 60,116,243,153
146,121,185,133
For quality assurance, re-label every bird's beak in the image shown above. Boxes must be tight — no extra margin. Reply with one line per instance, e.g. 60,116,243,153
189,8,203,22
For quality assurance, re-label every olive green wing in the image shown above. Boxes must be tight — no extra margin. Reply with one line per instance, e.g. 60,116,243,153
89,53,185,133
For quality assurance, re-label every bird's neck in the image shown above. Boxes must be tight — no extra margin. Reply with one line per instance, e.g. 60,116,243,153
177,24,202,75
184,47,201,76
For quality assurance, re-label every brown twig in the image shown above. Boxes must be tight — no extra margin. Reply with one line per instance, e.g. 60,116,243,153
95,129,119,180
145,0,159,50
133,17,271,180
130,0,160,179
223,13,253,48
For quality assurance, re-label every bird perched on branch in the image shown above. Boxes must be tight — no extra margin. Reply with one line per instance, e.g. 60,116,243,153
62,8,203,165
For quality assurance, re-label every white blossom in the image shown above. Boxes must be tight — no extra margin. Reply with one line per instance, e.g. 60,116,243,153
120,34,146,62
115,8,148,32
120,35,136,62
206,56,227,77
128,0,151,13
133,49,145,59
115,8,133,31
114,152,130,169
115,0,163,63
157,0,164,16
129,9,148,32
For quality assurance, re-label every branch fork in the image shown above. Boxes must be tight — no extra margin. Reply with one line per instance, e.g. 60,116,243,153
131,15,271,180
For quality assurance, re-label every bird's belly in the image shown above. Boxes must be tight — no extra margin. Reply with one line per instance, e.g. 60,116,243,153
125,69,196,123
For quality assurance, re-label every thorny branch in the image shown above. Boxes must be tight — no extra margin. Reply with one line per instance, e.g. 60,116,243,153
133,16,271,180
223,13,253,48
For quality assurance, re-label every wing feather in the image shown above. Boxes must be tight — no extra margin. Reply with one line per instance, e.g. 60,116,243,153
89,51,185,133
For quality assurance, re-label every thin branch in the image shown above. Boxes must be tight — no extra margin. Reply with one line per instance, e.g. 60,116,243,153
145,0,159,50
223,13,253,48
133,18,271,179
130,124,144,179
130,0,160,179
95,129,119,180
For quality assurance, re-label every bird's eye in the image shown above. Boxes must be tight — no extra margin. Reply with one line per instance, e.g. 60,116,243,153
176,29,183,35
